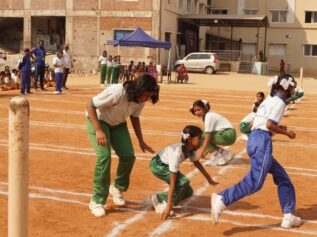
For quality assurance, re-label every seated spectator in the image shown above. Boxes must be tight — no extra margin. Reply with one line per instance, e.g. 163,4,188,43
177,64,188,83
0,71,8,90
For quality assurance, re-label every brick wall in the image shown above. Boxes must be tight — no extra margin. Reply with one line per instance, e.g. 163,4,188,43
30,0,66,10
100,17,152,31
100,0,152,11
72,17,97,56
0,0,24,9
73,0,97,10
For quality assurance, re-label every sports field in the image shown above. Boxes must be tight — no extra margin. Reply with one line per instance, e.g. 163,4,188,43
0,73,317,236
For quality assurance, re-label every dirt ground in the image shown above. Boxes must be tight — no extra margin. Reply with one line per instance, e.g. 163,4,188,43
0,72,317,237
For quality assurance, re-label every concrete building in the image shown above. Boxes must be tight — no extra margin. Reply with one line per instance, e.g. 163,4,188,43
1,0,316,74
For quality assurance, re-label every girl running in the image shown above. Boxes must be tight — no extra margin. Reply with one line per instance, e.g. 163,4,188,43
211,74,302,229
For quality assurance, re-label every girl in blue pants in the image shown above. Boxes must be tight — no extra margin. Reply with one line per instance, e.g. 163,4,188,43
211,74,302,229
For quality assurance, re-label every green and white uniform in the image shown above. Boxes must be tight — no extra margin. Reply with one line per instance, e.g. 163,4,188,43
106,60,113,85
286,88,304,104
111,61,120,84
86,84,145,205
150,143,197,205
204,111,236,153
99,55,107,84
239,112,255,137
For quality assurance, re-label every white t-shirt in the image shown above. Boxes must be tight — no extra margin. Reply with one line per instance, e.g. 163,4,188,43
99,56,107,65
87,84,145,126
63,50,71,68
53,57,64,73
252,95,285,131
241,112,255,124
159,143,198,173
204,111,233,132
107,60,113,67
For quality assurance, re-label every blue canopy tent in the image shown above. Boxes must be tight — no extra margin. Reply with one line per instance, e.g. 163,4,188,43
106,27,172,76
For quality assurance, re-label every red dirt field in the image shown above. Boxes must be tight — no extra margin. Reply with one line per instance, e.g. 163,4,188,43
0,74,317,237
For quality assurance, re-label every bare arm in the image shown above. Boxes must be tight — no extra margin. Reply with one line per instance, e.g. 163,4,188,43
196,132,212,159
161,172,176,220
130,116,155,153
267,120,295,139
86,99,107,146
194,160,218,185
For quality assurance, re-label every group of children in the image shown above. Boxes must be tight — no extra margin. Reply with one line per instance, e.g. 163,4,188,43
0,65,19,91
86,72,304,229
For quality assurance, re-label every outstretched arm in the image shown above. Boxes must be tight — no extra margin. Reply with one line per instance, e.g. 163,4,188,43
130,116,155,153
196,132,212,159
194,160,218,186
161,172,176,220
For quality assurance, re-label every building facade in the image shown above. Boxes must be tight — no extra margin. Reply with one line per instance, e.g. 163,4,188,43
1,0,316,74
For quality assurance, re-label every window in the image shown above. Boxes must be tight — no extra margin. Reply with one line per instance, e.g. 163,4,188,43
269,44,286,56
198,54,210,59
305,11,317,23
244,9,258,15
208,8,228,14
271,11,287,23
114,30,133,40
187,54,200,60
304,45,317,56
165,32,171,42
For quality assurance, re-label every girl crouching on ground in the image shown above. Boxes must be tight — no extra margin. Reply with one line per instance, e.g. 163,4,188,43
149,125,218,220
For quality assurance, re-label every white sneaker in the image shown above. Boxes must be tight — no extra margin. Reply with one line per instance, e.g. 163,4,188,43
211,193,226,224
148,194,160,211
89,199,106,217
221,149,234,162
155,201,175,216
281,213,302,229
109,185,126,206
241,134,249,141
205,151,227,166
53,91,60,94
100,84,106,87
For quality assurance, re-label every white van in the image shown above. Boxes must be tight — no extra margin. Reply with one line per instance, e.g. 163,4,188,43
174,52,220,74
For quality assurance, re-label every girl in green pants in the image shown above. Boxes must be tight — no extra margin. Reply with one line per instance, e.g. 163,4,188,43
149,125,218,220
86,74,160,217
98,50,107,86
190,100,237,166
106,55,113,85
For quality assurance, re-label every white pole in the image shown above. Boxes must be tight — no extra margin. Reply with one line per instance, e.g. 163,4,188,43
299,67,303,89
167,48,171,83
8,96,29,237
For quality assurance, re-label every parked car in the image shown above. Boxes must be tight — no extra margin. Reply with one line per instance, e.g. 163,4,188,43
174,52,220,74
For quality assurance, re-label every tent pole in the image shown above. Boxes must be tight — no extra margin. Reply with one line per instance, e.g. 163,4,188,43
118,45,120,56
167,48,171,84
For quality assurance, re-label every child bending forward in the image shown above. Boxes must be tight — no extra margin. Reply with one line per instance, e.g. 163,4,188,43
149,125,218,220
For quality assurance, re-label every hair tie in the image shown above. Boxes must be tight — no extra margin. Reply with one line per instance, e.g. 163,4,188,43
201,99,209,106
280,78,295,90
181,132,190,141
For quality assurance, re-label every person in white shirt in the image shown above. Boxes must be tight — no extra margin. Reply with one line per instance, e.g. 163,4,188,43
98,50,107,87
149,125,218,219
62,44,72,89
86,74,160,218
211,74,302,229
190,100,236,166
52,50,64,94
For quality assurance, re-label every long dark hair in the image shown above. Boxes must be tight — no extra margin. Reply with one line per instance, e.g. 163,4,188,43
123,74,160,104
270,74,296,99
189,100,211,115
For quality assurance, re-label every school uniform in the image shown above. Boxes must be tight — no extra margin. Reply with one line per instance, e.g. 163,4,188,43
31,47,46,90
239,112,255,137
99,55,107,84
219,93,296,214
53,57,64,92
150,143,196,205
204,111,236,153
106,60,113,84
86,84,145,205
20,55,31,94
111,61,120,84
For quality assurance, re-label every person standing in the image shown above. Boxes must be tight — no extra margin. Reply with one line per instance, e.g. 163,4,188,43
62,44,72,90
53,50,64,94
31,40,47,91
98,50,107,87
19,48,32,95
86,74,159,217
